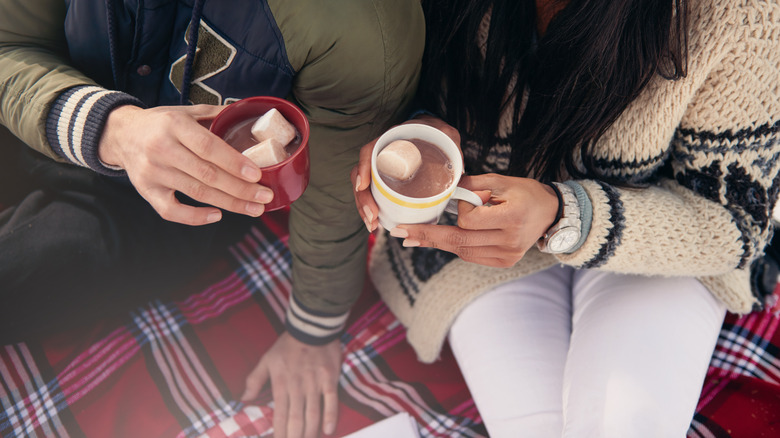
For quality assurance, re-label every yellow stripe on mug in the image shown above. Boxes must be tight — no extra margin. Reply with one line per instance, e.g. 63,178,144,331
371,172,451,209
369,124,482,229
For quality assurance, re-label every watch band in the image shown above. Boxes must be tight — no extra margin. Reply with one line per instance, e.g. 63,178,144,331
545,182,564,227
537,182,582,254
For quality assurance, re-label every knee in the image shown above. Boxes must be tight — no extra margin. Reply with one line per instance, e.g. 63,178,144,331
564,381,694,438
485,411,562,438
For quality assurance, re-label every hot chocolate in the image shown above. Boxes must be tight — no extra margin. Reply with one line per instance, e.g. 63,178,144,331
378,138,454,198
222,116,301,157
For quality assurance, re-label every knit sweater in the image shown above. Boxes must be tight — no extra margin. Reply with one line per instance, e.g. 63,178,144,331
370,0,780,363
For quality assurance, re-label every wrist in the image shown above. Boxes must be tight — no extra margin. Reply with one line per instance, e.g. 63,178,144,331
537,182,582,254
99,104,142,167
544,182,564,229
45,85,145,176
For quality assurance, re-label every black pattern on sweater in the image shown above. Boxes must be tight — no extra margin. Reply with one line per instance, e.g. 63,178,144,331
582,181,625,269
672,122,780,268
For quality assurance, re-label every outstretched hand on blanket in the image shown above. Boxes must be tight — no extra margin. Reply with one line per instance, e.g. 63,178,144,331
241,332,341,438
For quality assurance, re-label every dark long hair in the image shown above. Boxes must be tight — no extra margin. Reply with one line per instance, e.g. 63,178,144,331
419,0,689,182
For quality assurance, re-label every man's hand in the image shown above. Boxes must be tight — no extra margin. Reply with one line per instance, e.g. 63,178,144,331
242,332,342,438
99,104,274,226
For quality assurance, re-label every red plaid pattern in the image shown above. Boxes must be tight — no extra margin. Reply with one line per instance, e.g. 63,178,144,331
1,210,779,437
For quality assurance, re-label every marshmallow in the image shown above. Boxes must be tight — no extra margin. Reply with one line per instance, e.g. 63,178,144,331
242,138,289,168
376,140,422,180
250,108,297,146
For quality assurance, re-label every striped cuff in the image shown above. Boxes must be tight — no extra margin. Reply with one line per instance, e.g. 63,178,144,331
285,294,349,345
563,180,593,253
45,85,146,176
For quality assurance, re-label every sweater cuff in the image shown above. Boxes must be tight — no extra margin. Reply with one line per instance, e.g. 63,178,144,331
45,85,146,176
285,294,349,345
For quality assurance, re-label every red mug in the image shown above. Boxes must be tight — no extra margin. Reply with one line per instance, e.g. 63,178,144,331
210,96,310,212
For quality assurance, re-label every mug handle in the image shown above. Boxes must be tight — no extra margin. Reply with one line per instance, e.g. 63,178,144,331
444,187,484,214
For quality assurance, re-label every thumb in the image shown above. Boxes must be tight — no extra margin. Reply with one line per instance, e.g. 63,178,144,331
457,175,494,211
241,361,271,402
456,195,489,217
356,139,377,191
186,103,228,119
455,188,492,217
188,104,228,130
458,174,503,193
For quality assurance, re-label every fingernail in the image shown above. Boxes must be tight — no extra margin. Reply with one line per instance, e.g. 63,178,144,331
355,174,362,191
246,203,264,216
402,239,420,247
362,205,373,222
255,189,273,203
206,211,222,223
390,227,408,238
242,165,261,181
365,219,372,232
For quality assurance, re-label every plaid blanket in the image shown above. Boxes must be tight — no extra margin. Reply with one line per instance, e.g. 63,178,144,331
1,210,778,438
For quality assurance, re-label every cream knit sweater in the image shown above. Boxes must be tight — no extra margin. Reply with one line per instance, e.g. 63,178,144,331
369,0,780,363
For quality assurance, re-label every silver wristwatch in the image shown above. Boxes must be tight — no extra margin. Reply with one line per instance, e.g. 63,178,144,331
537,182,581,254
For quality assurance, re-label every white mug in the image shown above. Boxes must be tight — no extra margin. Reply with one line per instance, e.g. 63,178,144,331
370,123,483,230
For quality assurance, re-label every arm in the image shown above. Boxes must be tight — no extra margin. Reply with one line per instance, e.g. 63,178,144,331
557,8,780,282
0,0,97,159
241,2,424,437
0,0,270,225
356,1,780,307
273,0,425,345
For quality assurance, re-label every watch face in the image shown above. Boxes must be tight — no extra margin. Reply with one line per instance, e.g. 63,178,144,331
549,228,581,253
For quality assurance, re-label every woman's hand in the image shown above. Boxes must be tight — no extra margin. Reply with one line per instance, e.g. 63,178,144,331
351,114,461,232
389,174,560,267
98,104,274,226
241,332,342,438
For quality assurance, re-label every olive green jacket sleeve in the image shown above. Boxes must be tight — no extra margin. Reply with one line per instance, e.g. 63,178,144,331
0,0,99,160
1,0,424,344
268,0,424,343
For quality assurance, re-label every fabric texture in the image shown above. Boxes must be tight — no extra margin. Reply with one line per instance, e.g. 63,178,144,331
0,210,778,437
370,0,780,363
0,147,228,342
0,0,425,343
45,86,145,176
0,211,486,438
449,266,725,437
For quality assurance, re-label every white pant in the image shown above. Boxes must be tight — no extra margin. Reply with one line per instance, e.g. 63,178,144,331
448,265,726,438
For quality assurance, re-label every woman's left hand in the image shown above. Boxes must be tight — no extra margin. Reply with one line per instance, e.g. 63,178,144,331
351,114,462,233
390,174,560,267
